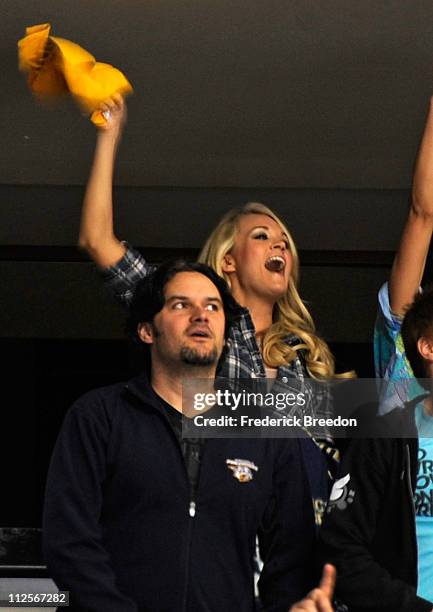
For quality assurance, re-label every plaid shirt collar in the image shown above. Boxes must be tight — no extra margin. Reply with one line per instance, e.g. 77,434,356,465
218,306,306,382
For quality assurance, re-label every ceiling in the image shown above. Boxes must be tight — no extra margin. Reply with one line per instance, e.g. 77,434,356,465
2,1,433,189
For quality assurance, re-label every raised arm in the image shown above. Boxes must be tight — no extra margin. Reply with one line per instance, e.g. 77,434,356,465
389,98,433,316
79,94,127,268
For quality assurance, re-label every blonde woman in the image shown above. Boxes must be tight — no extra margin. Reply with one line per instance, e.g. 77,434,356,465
81,97,337,382
80,95,342,525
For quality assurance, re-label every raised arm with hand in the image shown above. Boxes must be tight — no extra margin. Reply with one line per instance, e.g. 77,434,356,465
79,93,127,268
389,97,433,316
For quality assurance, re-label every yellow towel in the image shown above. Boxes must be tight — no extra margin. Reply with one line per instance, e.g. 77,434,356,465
18,23,133,126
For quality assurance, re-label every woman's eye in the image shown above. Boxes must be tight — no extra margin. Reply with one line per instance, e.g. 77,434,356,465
253,232,268,240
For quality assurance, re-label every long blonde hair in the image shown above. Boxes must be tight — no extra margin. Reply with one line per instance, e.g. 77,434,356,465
199,202,346,380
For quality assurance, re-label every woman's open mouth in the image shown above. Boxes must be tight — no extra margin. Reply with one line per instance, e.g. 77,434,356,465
264,256,285,272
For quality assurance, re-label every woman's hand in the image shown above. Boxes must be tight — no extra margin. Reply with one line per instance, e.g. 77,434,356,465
97,93,127,147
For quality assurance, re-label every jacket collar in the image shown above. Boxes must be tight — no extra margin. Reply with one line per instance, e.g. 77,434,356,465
123,372,167,415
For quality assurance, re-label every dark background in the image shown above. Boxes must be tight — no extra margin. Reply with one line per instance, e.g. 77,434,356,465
2,2,433,527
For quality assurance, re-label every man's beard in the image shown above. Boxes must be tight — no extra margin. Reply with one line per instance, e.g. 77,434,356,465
180,345,218,367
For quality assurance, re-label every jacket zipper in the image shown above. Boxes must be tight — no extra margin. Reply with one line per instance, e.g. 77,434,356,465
188,442,204,517
182,440,206,609
125,385,201,611
182,503,195,611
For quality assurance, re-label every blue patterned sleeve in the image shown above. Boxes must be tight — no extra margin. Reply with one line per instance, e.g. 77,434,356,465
99,243,156,307
374,282,424,411
374,282,404,379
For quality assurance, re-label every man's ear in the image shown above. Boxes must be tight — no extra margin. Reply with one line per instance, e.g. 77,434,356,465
417,336,433,363
137,322,154,345
221,253,236,273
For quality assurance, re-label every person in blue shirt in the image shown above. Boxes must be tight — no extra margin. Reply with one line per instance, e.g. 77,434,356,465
400,289,433,602
374,96,433,608
319,288,433,610
375,97,433,409
323,97,433,611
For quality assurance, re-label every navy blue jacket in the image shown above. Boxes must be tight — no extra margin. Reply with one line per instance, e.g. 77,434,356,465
43,374,315,612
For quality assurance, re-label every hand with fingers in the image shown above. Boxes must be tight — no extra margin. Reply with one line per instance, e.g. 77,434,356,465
289,564,336,612
97,93,127,145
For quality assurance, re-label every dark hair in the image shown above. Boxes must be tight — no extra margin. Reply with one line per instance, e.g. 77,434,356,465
126,259,239,344
401,285,433,389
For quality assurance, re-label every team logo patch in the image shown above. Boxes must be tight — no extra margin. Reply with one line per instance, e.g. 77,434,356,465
226,458,258,482
327,473,355,513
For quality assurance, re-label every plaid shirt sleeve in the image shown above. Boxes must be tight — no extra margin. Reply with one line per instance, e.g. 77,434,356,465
99,243,156,307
